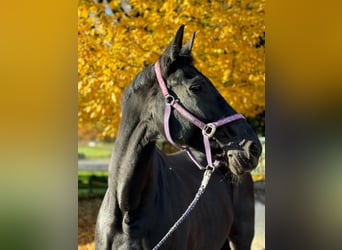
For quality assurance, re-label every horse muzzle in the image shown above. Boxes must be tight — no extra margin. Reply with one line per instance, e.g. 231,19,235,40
225,140,262,175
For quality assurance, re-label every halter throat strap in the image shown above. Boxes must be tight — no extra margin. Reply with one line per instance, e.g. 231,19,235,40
154,60,245,170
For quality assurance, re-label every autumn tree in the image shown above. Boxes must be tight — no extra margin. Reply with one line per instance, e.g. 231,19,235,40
78,0,265,140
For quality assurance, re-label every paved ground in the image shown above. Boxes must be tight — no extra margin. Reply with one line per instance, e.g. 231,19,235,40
252,201,265,250
78,160,109,171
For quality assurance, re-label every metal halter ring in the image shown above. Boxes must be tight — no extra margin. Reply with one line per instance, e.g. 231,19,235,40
165,94,176,105
202,123,216,138
205,164,216,173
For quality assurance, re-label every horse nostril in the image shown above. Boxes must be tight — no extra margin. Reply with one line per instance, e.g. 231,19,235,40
248,141,261,158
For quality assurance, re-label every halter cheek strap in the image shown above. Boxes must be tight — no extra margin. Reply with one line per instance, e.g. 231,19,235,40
154,60,245,170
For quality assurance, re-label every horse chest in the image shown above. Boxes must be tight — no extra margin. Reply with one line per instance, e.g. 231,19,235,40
114,172,234,250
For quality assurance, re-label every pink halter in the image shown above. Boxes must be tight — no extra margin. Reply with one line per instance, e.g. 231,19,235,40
155,60,245,170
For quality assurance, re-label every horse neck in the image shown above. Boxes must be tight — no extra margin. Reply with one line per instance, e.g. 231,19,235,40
108,75,160,212
108,118,158,212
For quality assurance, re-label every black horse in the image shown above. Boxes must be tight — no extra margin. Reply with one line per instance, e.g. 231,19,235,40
95,25,262,250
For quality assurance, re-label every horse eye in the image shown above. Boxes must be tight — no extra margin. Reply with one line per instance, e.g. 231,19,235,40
189,84,201,93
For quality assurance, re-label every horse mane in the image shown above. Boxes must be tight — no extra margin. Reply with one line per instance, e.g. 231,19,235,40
121,64,156,106
167,54,193,76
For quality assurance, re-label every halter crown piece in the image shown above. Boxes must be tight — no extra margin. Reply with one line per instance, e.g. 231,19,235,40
154,60,245,171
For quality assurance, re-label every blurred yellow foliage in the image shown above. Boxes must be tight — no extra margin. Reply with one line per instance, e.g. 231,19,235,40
78,0,265,140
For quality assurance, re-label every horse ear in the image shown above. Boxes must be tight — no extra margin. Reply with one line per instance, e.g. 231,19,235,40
159,25,185,70
180,32,196,55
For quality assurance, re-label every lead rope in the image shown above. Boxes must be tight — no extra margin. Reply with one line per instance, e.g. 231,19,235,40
152,167,215,250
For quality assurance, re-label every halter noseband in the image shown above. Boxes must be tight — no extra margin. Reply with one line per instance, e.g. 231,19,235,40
154,60,245,170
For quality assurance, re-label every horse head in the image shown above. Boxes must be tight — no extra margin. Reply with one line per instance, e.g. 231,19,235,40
154,25,262,176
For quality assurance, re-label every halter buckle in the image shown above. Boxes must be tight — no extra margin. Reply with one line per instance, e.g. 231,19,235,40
202,123,216,138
